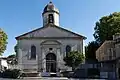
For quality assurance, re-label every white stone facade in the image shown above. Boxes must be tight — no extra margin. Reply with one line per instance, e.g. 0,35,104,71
17,38,83,72
16,2,86,76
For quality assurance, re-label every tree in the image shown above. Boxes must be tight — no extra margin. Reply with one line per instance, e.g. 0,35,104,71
0,28,7,55
64,51,84,70
94,12,120,44
85,41,99,63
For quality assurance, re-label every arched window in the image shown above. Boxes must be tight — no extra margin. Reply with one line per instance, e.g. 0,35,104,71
48,14,54,23
31,45,36,59
66,45,71,56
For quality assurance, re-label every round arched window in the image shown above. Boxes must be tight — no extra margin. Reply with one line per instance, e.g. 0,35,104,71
31,45,36,59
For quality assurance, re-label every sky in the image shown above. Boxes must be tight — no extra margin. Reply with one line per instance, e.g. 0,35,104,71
0,0,120,57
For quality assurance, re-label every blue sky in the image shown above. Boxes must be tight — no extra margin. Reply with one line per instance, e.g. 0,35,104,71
0,0,120,56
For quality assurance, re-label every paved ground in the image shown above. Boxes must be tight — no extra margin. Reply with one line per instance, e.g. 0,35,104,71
0,77,107,80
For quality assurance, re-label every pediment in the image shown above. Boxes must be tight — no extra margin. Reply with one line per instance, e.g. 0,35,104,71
41,40,61,45
16,24,86,40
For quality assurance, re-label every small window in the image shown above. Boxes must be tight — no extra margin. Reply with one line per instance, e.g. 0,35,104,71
49,48,53,51
66,45,71,56
31,45,36,59
48,14,54,23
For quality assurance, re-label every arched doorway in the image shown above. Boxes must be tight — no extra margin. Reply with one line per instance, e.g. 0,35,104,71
46,53,56,72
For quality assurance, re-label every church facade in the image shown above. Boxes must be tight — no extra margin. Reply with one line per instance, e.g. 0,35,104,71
16,2,86,76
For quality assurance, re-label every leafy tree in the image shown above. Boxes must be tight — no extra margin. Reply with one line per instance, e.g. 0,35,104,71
94,12,120,44
64,51,84,70
0,28,7,55
85,41,99,63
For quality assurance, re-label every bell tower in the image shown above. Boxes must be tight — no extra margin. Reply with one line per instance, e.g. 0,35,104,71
42,1,60,26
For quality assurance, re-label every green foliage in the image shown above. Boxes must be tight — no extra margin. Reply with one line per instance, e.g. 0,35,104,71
60,71,73,77
87,68,100,77
64,51,84,70
85,41,99,63
94,12,120,44
86,12,120,62
0,28,7,55
2,69,21,79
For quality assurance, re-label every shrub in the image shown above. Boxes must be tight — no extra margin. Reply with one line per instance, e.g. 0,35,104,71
61,71,69,77
2,69,21,79
61,71,73,77
0,72,2,77
87,68,100,77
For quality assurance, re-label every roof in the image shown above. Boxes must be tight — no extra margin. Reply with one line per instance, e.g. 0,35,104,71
0,57,7,60
43,1,59,14
16,24,87,40
96,40,115,53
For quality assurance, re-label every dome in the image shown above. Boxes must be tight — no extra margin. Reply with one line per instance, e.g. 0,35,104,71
43,1,59,14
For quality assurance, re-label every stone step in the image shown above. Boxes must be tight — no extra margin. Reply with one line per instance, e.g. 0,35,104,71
23,77,68,80
21,73,39,77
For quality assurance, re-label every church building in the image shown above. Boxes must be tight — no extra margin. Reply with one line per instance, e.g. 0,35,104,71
16,1,86,76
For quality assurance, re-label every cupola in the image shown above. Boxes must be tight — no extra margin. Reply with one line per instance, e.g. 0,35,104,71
42,1,60,26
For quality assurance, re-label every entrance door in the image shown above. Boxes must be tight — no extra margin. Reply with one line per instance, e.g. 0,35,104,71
46,53,56,72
